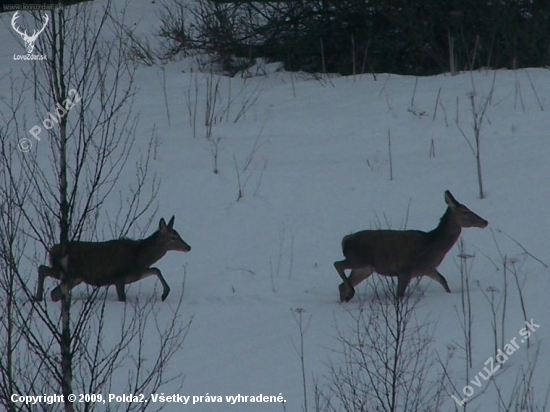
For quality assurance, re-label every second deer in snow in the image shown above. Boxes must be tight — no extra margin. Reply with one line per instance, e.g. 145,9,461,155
35,216,191,302
334,190,487,302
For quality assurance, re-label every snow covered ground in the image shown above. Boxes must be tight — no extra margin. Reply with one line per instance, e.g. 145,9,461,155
2,1,550,410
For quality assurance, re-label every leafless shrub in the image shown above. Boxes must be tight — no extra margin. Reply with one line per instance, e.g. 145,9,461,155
455,71,497,199
320,277,447,412
232,126,268,202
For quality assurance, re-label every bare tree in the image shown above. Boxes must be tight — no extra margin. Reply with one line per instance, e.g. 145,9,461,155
0,2,190,411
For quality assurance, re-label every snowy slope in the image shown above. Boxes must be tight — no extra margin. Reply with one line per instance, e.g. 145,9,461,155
2,1,550,410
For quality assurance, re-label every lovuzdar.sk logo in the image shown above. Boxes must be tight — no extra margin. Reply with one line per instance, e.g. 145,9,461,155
11,11,49,61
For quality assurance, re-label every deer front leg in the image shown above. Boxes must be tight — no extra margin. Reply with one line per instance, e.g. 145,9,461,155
123,268,170,301
149,267,170,301
115,282,126,302
426,269,451,293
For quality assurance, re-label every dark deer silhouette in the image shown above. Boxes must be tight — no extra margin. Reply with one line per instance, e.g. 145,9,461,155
35,216,191,302
334,191,488,302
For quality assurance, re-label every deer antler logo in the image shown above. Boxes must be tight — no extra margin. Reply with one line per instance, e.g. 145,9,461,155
11,11,49,54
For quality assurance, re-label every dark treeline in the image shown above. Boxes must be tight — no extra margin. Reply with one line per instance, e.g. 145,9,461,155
170,0,550,75
5,0,548,75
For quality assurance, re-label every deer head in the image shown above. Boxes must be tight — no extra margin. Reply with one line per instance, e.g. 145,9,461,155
12,12,49,54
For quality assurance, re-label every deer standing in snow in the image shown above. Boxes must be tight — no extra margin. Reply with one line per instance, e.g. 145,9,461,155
334,191,488,302
35,216,191,302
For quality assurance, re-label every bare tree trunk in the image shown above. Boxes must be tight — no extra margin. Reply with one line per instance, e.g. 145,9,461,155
59,117,74,412
48,8,75,408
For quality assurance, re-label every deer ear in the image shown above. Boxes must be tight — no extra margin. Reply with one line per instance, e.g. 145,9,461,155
159,218,167,230
444,190,459,207
167,216,175,228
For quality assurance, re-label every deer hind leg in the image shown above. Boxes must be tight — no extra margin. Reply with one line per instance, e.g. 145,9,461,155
35,265,57,301
349,267,374,287
334,260,354,302
334,260,373,303
37,265,77,302
338,267,374,302
425,269,451,293
50,278,83,302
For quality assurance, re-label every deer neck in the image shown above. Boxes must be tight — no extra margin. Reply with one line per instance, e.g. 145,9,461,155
136,232,167,267
428,208,462,254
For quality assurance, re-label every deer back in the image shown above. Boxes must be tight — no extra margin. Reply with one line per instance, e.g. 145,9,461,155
46,216,191,287
49,240,142,286
343,230,435,275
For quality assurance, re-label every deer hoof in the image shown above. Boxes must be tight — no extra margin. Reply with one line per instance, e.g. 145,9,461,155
51,288,62,302
339,283,355,302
